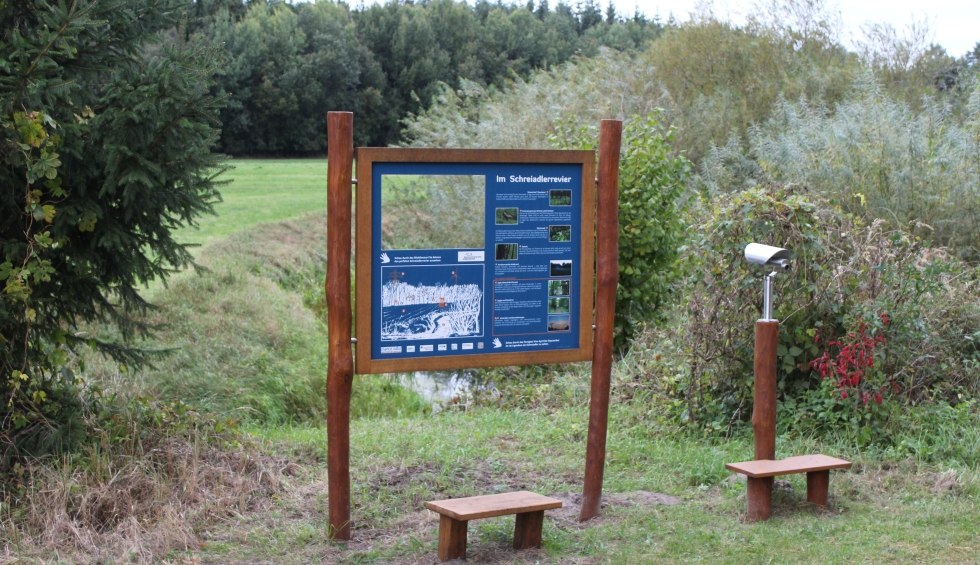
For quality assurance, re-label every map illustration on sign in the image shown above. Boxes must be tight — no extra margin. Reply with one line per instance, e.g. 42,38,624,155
380,265,484,341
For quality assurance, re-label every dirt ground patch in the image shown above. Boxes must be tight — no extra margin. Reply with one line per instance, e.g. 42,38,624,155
190,455,683,564
547,491,681,525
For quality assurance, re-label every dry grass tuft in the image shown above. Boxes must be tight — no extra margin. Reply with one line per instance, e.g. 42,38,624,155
3,436,294,563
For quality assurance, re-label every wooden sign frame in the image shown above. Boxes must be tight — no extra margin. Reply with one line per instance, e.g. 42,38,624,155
354,148,596,375
326,112,621,539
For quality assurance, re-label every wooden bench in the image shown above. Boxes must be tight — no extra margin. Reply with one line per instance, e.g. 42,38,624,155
726,454,852,521
424,491,562,561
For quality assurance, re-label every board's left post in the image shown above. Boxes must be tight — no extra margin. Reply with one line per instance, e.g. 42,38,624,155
326,111,355,540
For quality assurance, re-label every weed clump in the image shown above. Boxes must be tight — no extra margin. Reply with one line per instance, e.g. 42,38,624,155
2,396,291,562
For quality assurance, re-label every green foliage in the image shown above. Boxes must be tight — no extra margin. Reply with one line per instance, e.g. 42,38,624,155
671,185,842,429
403,49,668,150
207,1,383,153
353,0,660,146
1,0,222,466
783,389,980,464
701,76,980,260
552,113,691,351
636,183,978,440
398,6,978,444
192,0,969,165
641,14,859,163
402,8,860,164
194,0,662,153
854,18,964,106
612,117,690,348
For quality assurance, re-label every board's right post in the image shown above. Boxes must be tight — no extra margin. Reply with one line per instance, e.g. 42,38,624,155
580,119,622,521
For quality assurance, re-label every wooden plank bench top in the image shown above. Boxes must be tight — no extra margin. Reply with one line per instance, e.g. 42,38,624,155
725,454,852,478
425,491,562,561
726,454,852,520
425,490,563,521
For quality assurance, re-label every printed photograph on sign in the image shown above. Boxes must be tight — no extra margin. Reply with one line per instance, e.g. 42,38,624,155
550,259,572,277
380,265,484,341
548,297,570,314
495,207,518,225
495,243,519,261
380,174,485,250
550,189,572,206
548,279,569,297
549,225,571,242
548,314,571,332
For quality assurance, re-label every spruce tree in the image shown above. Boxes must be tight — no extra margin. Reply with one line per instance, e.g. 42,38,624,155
1,0,222,464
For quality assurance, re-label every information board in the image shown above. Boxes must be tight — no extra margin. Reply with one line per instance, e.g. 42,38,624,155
355,148,595,374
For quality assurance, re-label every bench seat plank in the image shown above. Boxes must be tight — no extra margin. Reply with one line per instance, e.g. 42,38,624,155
725,454,852,478
425,491,562,521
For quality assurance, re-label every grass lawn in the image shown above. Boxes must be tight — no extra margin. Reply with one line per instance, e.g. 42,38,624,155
182,408,979,564
175,158,328,250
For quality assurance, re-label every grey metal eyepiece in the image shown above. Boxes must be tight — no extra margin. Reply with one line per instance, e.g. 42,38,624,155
744,243,791,271
744,243,792,321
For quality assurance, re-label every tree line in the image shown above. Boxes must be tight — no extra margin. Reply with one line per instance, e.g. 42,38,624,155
187,0,664,154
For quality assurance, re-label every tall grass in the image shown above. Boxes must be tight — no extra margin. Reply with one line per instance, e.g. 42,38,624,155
145,218,330,424
700,76,980,258
144,214,430,425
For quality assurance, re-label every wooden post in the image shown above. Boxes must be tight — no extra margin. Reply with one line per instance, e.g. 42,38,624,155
326,111,355,540
580,119,622,522
806,470,830,506
746,477,773,521
513,511,545,549
437,515,468,560
752,320,779,461
747,319,779,522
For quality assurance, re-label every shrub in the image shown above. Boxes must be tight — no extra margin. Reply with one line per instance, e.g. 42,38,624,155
401,49,669,150
635,183,979,439
700,76,980,260
639,15,858,163
551,113,691,352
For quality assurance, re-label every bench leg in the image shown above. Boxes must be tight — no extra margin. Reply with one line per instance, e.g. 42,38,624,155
437,515,468,561
513,510,545,549
807,470,830,507
746,477,773,522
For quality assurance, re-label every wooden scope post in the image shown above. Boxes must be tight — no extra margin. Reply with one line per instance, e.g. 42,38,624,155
727,264,851,521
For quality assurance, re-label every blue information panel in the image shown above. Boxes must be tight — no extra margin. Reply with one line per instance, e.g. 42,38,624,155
356,150,594,373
